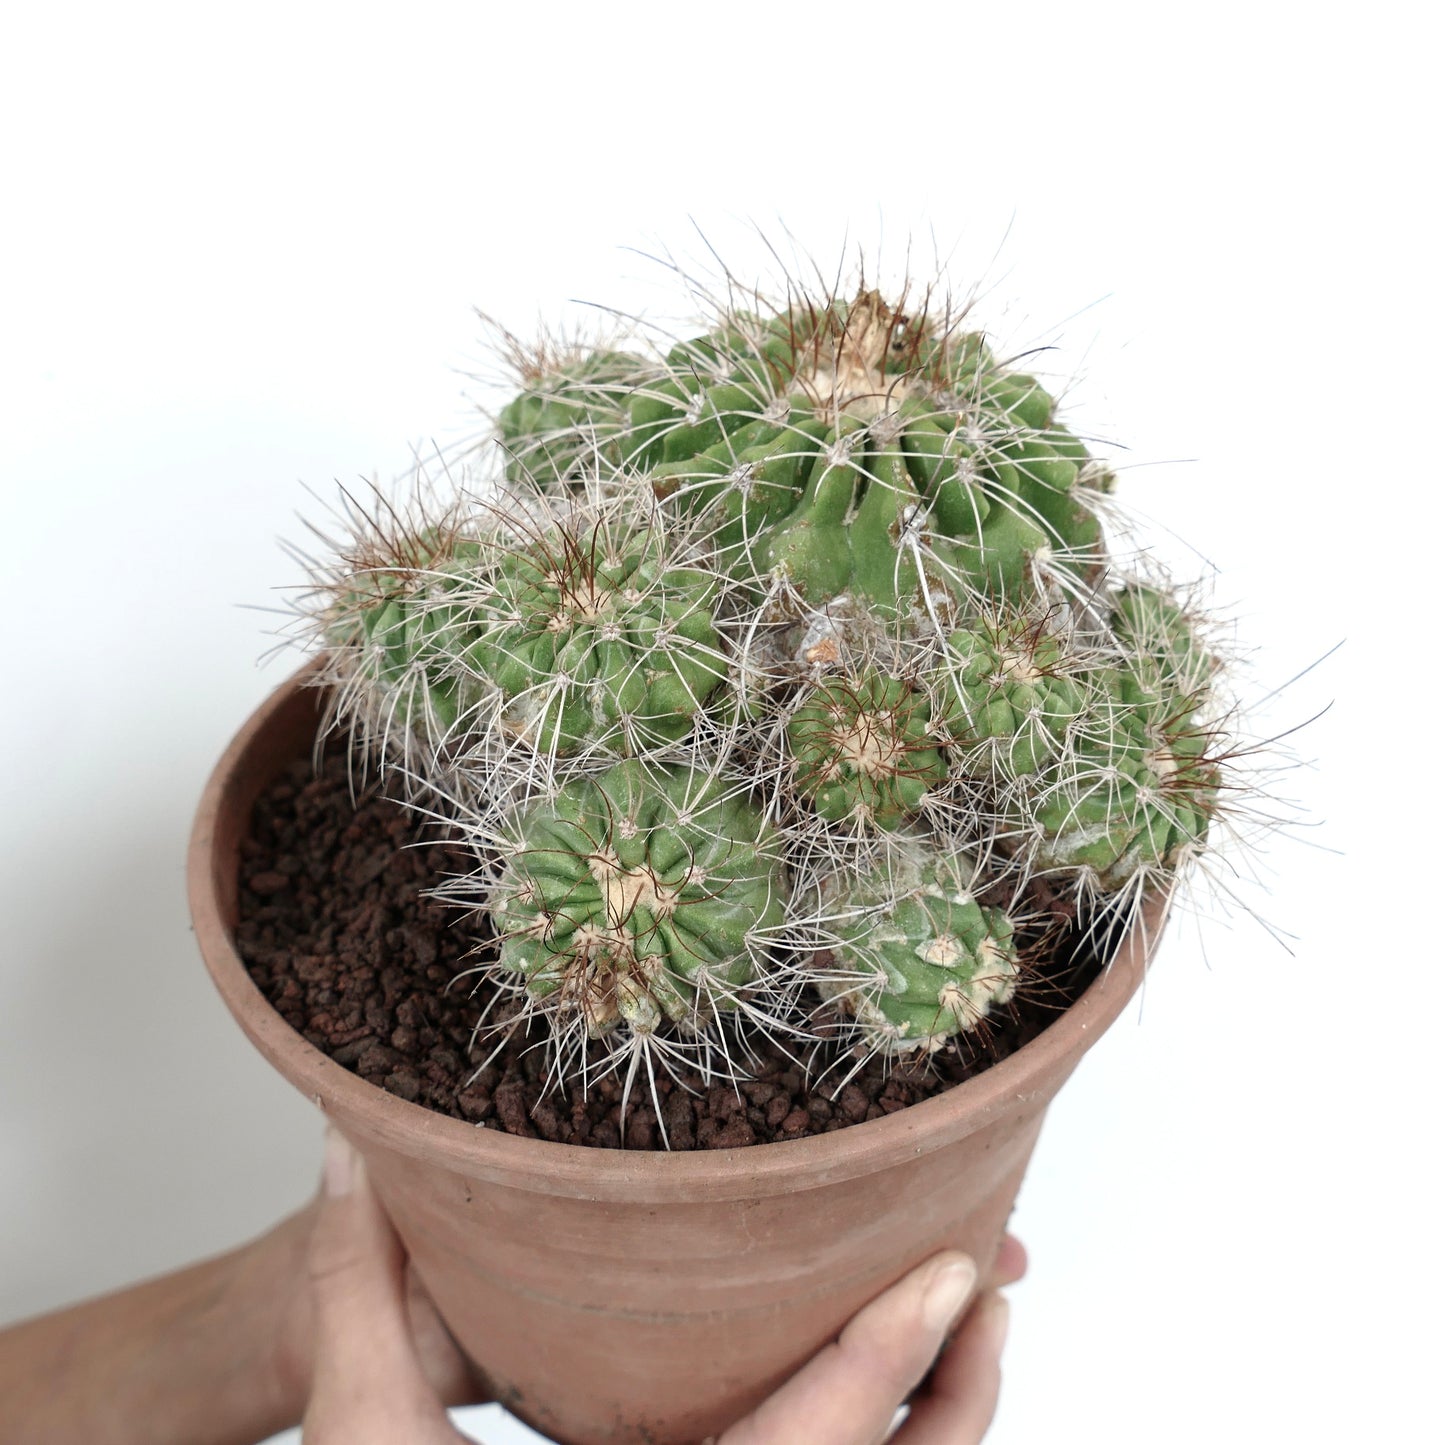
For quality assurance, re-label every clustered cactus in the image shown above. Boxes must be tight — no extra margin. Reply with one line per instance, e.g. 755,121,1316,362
298,258,1235,1098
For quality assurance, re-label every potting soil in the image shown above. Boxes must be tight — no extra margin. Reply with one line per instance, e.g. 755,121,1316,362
235,747,1104,1151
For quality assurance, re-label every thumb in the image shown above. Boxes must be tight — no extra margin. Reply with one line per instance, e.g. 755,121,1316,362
301,1129,455,1442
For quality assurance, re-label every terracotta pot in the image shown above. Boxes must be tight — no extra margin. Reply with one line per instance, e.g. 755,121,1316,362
189,669,1165,1445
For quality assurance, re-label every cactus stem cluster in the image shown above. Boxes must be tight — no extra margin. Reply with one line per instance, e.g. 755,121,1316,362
288,249,1252,1121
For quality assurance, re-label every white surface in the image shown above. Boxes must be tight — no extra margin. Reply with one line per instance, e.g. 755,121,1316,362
1,4,1436,1442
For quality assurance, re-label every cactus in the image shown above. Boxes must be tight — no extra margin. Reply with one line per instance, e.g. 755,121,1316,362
1023,710,1220,892
497,346,660,489
490,760,786,1050
304,495,491,778
631,289,1110,615
1111,582,1217,702
307,496,729,781
938,604,1091,778
296,251,1241,1103
786,669,948,829
460,515,727,757
1020,656,1222,893
809,840,1021,1055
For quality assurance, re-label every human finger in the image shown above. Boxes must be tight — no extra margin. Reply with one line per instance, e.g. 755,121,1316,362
892,1290,1009,1445
402,1260,490,1408
720,1252,978,1445
988,1234,1027,1289
301,1129,463,1443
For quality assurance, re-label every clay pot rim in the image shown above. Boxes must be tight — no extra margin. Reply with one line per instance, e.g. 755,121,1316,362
189,665,1163,1203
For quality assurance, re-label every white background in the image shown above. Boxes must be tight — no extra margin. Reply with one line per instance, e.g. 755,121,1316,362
1,3,1436,1442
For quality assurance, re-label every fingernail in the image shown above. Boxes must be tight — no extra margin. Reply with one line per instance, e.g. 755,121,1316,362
922,1254,978,1333
322,1127,356,1197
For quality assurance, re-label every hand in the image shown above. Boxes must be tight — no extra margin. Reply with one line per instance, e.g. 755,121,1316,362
298,1128,1023,1445
298,1129,483,1443
0,1134,485,1445
714,1238,1023,1444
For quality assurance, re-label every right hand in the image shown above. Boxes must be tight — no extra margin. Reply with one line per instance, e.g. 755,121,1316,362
715,1237,1025,1444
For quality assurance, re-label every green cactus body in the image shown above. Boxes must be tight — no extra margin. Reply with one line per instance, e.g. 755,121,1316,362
898,403,1098,597
1029,672,1220,889
786,670,948,829
461,529,725,755
497,349,661,487
328,529,486,740
1111,584,1216,701
621,290,1106,611
1020,585,1221,887
818,844,1020,1053
647,413,831,558
940,612,1088,777
493,761,786,1038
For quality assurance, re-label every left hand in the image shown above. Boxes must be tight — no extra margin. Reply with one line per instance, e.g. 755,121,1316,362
289,1128,485,1442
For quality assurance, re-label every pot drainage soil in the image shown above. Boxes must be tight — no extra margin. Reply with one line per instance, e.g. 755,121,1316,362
236,744,1113,1150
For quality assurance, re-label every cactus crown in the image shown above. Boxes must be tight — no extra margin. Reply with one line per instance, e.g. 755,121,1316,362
294,250,1243,1114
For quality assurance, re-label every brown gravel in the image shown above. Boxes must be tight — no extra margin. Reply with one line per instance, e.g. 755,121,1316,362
235,748,1107,1150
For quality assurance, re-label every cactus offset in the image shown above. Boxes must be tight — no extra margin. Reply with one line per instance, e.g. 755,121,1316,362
1024,701,1220,892
491,760,786,1049
460,514,726,758
809,839,1021,1056
498,346,659,489
787,668,947,829
939,603,1092,778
